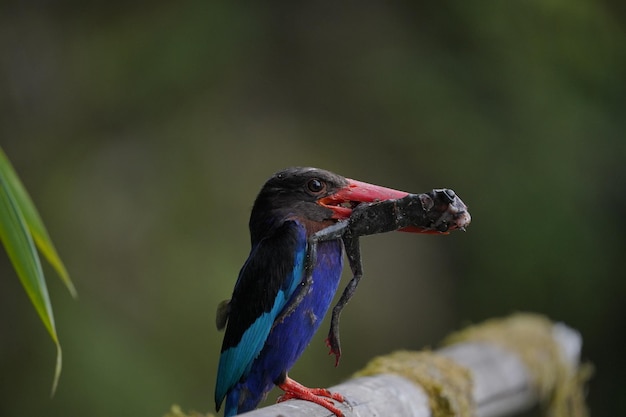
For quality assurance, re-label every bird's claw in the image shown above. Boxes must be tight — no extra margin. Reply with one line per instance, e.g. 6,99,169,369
277,377,345,417
278,388,344,404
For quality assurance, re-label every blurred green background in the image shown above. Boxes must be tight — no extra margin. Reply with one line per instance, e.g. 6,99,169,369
1,1,624,416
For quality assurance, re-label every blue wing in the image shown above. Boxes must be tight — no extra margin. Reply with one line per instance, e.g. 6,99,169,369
215,220,307,409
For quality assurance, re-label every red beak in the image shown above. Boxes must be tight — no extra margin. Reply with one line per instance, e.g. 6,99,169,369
319,178,409,220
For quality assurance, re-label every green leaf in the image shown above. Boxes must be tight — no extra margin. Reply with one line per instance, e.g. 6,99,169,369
0,147,72,395
0,148,76,297
0,166,62,394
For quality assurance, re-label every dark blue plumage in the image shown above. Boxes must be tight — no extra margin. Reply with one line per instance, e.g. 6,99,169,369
215,167,414,417
221,231,342,415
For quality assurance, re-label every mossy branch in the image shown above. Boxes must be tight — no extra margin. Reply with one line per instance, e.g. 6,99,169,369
228,313,590,417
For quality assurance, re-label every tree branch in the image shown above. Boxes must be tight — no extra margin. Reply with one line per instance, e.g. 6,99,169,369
238,313,589,417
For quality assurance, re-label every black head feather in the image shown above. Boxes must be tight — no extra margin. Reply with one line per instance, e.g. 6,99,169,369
249,167,348,243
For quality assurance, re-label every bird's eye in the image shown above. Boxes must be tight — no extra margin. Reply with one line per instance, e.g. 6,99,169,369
306,178,325,194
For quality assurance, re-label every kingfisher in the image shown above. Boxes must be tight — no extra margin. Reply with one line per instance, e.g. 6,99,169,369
214,167,466,417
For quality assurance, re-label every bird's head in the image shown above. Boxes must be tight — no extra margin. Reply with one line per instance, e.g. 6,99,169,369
249,167,409,241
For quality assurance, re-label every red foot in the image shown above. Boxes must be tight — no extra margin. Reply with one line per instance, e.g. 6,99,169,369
277,376,345,417
325,337,342,367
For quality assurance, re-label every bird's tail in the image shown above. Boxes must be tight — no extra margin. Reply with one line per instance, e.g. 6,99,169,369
223,389,239,417
222,380,272,416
